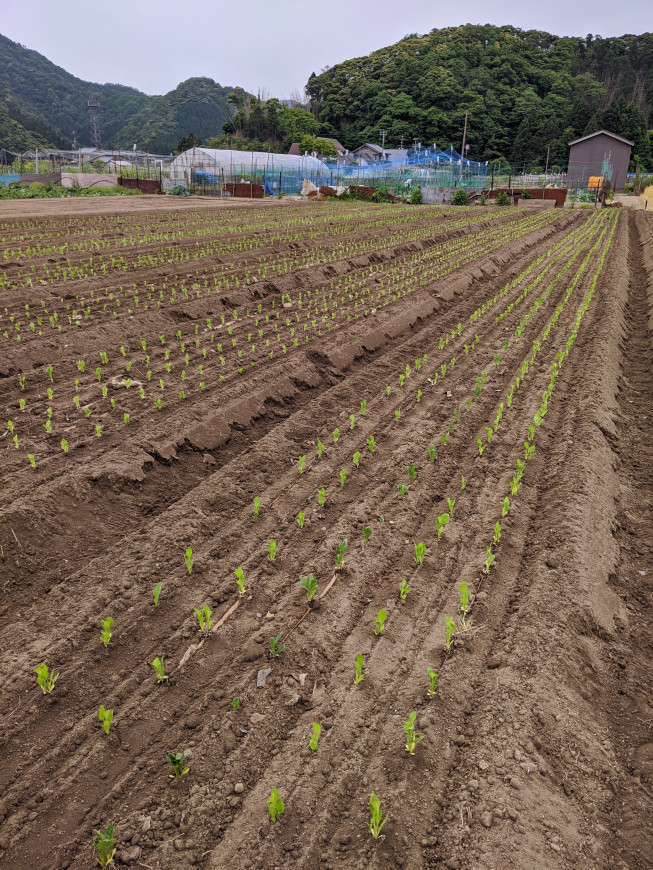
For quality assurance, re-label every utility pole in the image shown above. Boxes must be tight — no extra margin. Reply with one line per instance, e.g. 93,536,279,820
380,130,387,153
461,110,468,158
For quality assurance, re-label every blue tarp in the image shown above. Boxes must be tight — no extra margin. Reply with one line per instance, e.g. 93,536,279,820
0,174,20,187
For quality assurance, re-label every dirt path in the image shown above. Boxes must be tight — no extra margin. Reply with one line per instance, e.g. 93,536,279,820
0,205,650,870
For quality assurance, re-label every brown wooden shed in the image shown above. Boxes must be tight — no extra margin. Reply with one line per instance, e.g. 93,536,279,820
567,130,633,191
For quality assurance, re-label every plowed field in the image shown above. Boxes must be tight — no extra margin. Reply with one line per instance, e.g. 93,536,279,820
0,199,651,870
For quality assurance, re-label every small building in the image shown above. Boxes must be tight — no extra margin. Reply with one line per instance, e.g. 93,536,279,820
567,130,633,191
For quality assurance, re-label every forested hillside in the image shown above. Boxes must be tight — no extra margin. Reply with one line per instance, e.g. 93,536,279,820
306,25,653,168
0,34,234,153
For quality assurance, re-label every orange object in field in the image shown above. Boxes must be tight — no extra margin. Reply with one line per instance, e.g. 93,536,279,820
587,176,603,188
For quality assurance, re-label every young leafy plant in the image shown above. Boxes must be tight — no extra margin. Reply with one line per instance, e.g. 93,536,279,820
366,435,376,454
399,578,411,600
394,409,401,423
444,615,457,652
34,663,58,694
458,582,471,627
100,616,114,647
360,400,367,416
403,712,424,755
184,546,194,574
152,583,162,607
368,793,388,840
353,450,361,468
362,526,372,545
297,455,306,474
354,653,365,685
296,511,305,529
461,475,466,491
231,697,240,711
317,487,326,507
252,497,260,519
397,483,410,498
484,546,496,574
309,722,321,752
493,521,502,545
407,462,417,483
435,513,449,539
269,632,285,657
427,667,438,696
300,573,318,602
447,497,455,518
194,605,213,632
501,496,510,517
167,749,191,777
92,823,116,868
235,567,246,596
332,427,340,444
334,539,348,568
374,609,387,636
414,542,427,565
267,540,277,562
98,705,114,735
267,788,285,823
151,656,168,683
428,444,436,462
316,438,325,458
340,469,347,487
349,414,355,430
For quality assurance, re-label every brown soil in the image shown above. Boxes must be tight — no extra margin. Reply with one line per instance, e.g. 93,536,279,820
0,198,651,870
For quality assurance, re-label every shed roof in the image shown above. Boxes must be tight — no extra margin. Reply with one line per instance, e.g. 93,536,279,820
568,129,634,148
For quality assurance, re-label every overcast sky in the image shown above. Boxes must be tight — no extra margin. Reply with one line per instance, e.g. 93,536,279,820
3,0,650,98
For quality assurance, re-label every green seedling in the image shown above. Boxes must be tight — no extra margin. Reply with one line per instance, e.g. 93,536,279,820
394,408,401,423
267,540,277,562
333,427,340,443
399,578,411,600
524,441,536,461
98,705,113,735
374,609,387,635
152,583,162,606
231,697,240,711
151,656,168,682
416,388,422,403
458,582,471,626
366,435,376,453
440,432,449,447
309,722,321,752
501,497,510,517
484,546,496,574
461,475,466,491
477,438,484,456
184,546,194,574
368,793,388,840
447,497,455,518
353,451,361,468
252,497,260,519
427,667,438,696
317,487,326,507
167,749,191,778
362,526,372,545
428,444,436,462
297,511,305,529
444,615,457,652
92,823,116,868
485,427,493,443
354,653,365,685
414,542,427,565
297,455,306,473
435,513,450,539
397,483,409,498
493,521,501,545
267,788,285,823
34,663,58,694
403,711,424,755
269,632,285,657
194,605,213,632
386,385,391,396
316,438,325,458
349,414,355,430
407,462,417,482
28,453,36,467
61,438,69,453
528,424,535,442
100,616,114,647
300,573,318,602
334,539,348,568
235,567,246,596
46,364,53,383
340,469,347,487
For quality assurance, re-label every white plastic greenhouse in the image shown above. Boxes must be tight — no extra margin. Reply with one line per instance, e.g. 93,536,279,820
167,147,332,195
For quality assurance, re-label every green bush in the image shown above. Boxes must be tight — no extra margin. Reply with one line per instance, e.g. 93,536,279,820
520,190,533,200
452,188,469,206
169,185,190,196
410,187,423,204
495,191,511,206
